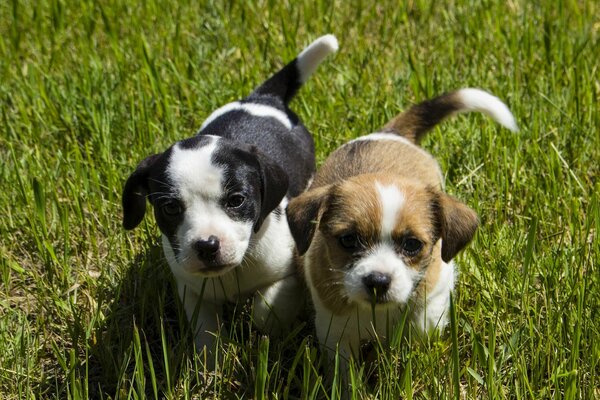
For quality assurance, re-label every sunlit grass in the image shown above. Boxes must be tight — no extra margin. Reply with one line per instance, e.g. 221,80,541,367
1,0,598,398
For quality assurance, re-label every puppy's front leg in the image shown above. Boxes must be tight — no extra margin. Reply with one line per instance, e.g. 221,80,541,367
252,274,303,336
313,313,358,398
178,283,223,367
412,260,455,334
314,310,359,382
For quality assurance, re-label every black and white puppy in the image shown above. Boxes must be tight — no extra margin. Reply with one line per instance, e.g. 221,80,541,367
122,35,338,353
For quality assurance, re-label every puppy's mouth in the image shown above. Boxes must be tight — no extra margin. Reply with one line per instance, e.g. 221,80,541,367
365,293,391,306
189,262,238,277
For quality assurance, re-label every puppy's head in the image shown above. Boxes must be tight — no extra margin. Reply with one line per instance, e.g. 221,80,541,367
287,174,477,312
122,135,288,276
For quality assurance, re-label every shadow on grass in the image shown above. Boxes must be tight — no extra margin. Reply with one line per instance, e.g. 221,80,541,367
82,243,189,398
60,242,319,399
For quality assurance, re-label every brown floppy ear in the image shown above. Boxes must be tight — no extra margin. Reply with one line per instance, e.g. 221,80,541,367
437,193,479,262
286,185,331,255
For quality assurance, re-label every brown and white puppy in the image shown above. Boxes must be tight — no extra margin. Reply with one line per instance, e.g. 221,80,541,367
286,88,518,361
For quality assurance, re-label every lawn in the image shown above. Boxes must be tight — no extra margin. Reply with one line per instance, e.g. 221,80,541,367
1,0,598,398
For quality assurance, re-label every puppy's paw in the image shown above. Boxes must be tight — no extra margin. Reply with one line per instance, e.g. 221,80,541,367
252,275,304,336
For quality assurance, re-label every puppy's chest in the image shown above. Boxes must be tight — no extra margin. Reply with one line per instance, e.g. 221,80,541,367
347,306,407,341
189,263,284,302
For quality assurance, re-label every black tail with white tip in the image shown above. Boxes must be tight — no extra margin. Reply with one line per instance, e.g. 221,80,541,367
382,88,518,143
251,34,338,104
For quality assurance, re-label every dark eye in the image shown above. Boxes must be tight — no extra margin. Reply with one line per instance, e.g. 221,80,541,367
162,200,182,216
226,193,245,208
402,238,423,256
338,233,360,251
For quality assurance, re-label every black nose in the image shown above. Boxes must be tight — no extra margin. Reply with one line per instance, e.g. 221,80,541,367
362,272,392,297
193,236,220,261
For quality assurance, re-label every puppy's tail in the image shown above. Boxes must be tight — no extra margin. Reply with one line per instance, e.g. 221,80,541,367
251,34,338,104
381,88,518,143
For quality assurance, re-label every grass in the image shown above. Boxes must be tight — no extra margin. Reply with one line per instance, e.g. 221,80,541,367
1,0,598,398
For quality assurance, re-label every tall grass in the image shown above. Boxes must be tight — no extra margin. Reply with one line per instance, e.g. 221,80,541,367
1,0,598,398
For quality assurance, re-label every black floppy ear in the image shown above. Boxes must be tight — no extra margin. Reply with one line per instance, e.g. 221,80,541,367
286,185,331,255
122,154,160,230
436,193,479,262
253,151,289,233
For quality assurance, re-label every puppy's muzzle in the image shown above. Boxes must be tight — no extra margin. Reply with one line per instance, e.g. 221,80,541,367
362,272,391,302
192,235,220,263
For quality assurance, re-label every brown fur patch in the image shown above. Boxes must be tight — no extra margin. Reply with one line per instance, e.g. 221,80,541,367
381,91,462,143
437,193,479,262
313,139,443,190
286,185,332,255
305,233,351,313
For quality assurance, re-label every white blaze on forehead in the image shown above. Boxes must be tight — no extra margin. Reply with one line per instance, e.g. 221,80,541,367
199,101,292,131
167,137,223,201
375,182,405,238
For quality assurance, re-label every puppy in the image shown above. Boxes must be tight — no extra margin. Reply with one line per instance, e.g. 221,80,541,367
286,88,518,362
122,35,338,355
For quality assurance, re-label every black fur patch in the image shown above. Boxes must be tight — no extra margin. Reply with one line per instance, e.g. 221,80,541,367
272,206,282,220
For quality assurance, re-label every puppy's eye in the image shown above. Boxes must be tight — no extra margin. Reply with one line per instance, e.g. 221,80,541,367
338,233,360,251
402,238,423,256
162,201,182,216
226,193,245,208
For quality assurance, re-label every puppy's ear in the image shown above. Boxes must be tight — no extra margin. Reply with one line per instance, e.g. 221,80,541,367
286,185,331,255
436,193,479,262
254,151,289,233
122,154,160,230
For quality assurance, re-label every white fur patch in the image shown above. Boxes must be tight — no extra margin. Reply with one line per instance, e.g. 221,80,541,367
412,260,455,333
456,88,519,132
240,103,292,129
178,199,253,271
199,101,292,131
198,102,240,131
296,34,339,83
349,132,434,160
351,132,414,145
168,138,222,199
375,182,405,238
352,132,434,155
344,244,421,306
